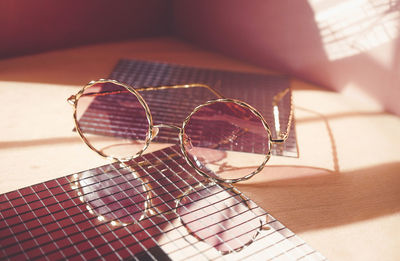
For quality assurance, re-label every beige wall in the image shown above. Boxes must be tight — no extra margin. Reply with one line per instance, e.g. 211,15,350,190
172,0,400,115
1,0,399,115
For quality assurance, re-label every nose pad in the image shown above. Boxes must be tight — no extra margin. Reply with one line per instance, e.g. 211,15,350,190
182,134,193,150
149,127,159,141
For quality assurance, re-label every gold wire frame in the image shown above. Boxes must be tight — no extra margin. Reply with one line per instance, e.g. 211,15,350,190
67,79,293,183
179,98,273,184
68,79,154,162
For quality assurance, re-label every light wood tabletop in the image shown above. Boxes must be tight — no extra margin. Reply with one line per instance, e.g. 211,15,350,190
0,37,399,260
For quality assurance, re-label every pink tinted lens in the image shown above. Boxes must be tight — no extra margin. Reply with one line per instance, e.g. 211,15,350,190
183,101,270,181
76,82,149,159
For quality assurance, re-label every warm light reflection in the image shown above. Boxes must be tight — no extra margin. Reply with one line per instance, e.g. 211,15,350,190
341,83,383,110
309,0,400,60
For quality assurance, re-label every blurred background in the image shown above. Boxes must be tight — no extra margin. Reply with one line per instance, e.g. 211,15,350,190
1,0,399,115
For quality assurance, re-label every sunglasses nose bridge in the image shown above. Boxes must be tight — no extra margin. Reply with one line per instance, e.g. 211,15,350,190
153,123,181,131
151,124,181,141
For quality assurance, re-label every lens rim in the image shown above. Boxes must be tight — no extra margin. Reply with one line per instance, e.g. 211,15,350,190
73,79,154,162
179,98,272,184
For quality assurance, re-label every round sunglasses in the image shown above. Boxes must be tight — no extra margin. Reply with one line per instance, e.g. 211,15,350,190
67,79,293,184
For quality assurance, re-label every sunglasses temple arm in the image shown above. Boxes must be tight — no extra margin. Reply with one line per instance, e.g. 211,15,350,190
68,90,131,104
70,82,224,103
135,83,224,99
271,87,293,143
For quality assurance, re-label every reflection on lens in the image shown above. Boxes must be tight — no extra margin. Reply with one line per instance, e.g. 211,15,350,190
73,166,149,225
183,101,270,181
176,183,262,254
76,81,150,159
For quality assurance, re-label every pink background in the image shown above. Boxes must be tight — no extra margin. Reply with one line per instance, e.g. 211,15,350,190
1,0,399,115
172,0,400,116
0,0,170,58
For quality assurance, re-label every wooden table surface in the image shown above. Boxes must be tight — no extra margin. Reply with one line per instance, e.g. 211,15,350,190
0,37,399,260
